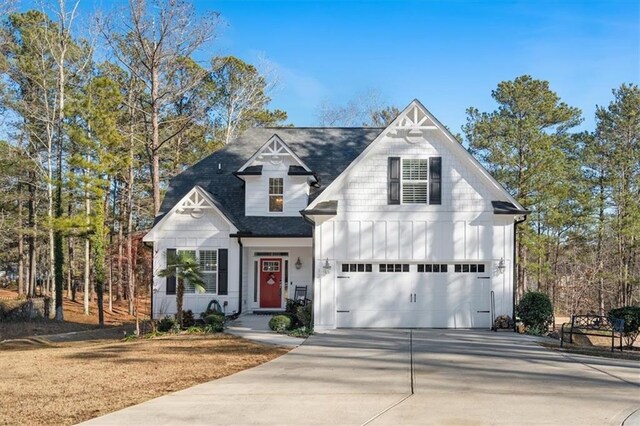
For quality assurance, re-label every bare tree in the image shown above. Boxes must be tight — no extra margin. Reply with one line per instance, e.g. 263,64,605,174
317,89,396,127
100,0,219,215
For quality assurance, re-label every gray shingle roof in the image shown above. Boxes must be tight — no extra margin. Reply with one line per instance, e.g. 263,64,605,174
154,127,383,237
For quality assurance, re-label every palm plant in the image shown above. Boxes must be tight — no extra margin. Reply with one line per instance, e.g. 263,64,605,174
158,251,205,328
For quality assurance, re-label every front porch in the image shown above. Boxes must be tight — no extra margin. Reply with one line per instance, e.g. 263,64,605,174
239,237,313,313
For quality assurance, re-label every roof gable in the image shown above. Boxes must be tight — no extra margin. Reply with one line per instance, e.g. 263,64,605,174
237,134,312,173
305,100,525,212
143,186,237,242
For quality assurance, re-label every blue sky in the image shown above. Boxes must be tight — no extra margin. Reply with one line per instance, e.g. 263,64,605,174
18,0,640,133
205,0,639,132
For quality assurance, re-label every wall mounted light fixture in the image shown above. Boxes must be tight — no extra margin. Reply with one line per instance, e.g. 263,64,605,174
323,258,331,273
295,257,302,269
498,257,506,274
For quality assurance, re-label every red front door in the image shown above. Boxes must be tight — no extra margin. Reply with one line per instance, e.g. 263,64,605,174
260,258,282,308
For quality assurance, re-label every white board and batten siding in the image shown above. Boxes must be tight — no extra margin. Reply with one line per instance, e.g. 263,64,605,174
151,208,240,319
312,119,515,330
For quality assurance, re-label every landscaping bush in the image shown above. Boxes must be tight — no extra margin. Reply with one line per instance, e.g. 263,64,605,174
296,304,312,328
269,314,293,333
156,316,176,333
203,313,225,332
288,326,313,338
608,306,640,348
516,291,553,335
182,310,196,328
285,298,305,315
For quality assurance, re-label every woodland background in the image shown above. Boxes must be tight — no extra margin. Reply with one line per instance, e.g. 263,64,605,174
0,0,637,324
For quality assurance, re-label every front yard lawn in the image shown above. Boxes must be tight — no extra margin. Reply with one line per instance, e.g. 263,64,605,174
0,334,287,425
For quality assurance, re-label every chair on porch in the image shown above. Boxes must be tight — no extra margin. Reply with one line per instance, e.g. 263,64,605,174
294,286,310,305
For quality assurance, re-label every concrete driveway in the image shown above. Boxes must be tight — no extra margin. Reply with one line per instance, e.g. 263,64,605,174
84,330,639,425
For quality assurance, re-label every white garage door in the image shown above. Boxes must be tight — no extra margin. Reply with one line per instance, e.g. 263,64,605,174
336,262,492,328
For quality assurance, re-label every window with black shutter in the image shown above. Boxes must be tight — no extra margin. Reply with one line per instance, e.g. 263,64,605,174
388,157,401,204
217,249,228,295
429,157,442,205
166,248,176,295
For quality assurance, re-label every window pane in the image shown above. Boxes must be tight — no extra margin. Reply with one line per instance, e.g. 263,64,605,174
350,264,356,272
478,264,485,273
402,183,428,204
365,264,372,272
342,264,349,272
418,264,424,273
441,264,448,273
269,178,283,195
463,264,470,273
402,159,428,180
433,264,440,273
202,273,217,293
455,264,461,272
403,264,409,272
358,264,365,272
269,195,283,212
470,264,477,273
199,250,217,272
380,264,386,272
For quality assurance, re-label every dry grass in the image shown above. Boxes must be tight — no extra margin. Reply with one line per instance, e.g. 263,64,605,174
0,334,288,425
0,287,150,340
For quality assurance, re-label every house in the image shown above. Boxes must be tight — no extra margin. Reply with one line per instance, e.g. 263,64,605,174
143,100,529,330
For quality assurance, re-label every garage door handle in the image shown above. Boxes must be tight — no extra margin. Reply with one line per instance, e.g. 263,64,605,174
337,310,350,313
477,310,490,313
477,276,491,279
337,276,350,279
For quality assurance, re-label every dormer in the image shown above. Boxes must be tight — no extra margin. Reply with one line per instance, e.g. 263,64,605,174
234,135,317,217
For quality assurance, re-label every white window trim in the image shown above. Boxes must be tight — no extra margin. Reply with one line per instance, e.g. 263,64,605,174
268,177,285,213
400,157,429,205
176,249,219,295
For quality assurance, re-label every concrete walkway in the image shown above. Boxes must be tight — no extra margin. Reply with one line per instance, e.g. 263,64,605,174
225,314,305,347
83,329,640,425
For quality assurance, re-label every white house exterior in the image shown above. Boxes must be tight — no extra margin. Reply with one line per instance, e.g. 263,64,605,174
143,100,528,329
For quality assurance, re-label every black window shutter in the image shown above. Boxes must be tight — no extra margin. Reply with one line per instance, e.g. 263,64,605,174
218,249,228,295
388,157,401,205
429,157,442,205
166,248,176,295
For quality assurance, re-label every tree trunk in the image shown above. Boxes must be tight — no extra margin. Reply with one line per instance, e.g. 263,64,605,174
17,183,24,296
84,191,90,315
151,67,161,215
176,277,184,328
117,182,124,301
28,172,37,298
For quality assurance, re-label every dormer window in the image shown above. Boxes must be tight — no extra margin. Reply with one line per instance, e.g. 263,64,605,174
269,178,284,212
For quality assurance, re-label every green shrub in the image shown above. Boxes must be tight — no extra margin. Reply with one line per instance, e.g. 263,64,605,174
516,291,553,335
288,326,313,338
608,306,640,347
204,313,224,332
269,315,293,333
156,316,176,333
182,310,196,328
296,304,312,328
285,298,305,315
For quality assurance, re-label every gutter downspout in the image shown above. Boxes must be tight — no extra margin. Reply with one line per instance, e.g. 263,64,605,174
513,215,527,331
238,237,243,315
